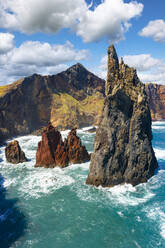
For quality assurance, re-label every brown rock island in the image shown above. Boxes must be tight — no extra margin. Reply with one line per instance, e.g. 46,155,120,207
35,123,90,168
5,140,27,164
86,45,158,187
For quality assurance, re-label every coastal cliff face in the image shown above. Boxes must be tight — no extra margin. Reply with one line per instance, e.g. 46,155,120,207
145,83,165,120
0,61,165,146
0,64,105,144
86,45,158,187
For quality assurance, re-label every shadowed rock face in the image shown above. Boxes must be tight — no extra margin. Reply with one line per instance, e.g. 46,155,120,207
67,128,90,164
35,124,63,168
35,124,90,168
0,64,105,145
5,140,27,164
86,45,158,187
145,83,165,120
0,62,165,147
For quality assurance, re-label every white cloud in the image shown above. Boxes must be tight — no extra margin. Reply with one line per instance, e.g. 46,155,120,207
0,32,14,54
0,0,143,43
98,53,165,84
139,19,165,42
123,54,162,71
0,37,89,85
76,0,143,43
10,41,88,66
0,0,87,33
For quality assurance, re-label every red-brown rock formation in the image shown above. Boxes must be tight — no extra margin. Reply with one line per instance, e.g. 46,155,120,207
35,125,90,168
35,123,63,168
5,140,27,164
67,128,90,164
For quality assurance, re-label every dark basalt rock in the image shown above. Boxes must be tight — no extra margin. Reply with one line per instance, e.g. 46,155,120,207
86,45,158,187
5,140,27,164
35,124,90,168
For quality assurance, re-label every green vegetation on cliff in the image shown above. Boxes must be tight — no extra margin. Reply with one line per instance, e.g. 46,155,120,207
51,93,104,128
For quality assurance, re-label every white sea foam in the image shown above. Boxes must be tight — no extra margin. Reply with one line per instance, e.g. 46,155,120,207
117,211,124,217
18,167,75,199
3,177,17,188
65,161,89,172
145,206,165,240
152,121,165,126
152,126,165,130
154,148,165,160
74,180,155,207
104,183,155,206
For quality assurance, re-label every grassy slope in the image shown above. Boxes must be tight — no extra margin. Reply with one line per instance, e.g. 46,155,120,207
51,92,104,128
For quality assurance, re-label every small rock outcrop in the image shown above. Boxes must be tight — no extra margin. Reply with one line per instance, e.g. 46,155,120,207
86,45,158,187
35,123,63,168
35,124,90,168
5,140,27,164
67,128,90,164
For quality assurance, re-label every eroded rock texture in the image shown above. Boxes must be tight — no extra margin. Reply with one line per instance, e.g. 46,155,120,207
67,128,90,164
86,45,158,187
146,83,165,120
0,64,105,145
5,140,27,164
35,124,90,168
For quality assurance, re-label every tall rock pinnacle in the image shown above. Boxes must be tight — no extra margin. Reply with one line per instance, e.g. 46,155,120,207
86,45,158,187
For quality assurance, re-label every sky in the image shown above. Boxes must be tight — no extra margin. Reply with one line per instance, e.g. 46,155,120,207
0,0,165,85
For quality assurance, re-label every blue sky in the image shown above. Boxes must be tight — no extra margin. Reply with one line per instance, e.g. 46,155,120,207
0,0,165,85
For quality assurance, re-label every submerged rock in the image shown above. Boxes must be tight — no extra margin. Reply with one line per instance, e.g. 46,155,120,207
5,140,27,164
86,45,158,187
35,124,90,168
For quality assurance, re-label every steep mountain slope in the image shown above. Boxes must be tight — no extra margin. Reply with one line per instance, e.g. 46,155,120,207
0,62,165,145
145,83,165,120
0,63,105,144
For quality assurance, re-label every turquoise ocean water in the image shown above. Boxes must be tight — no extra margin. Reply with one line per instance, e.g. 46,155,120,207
0,122,165,248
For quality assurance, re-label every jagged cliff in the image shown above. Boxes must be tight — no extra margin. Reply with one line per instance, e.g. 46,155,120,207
0,63,105,144
145,83,165,120
86,45,158,187
0,61,165,146
35,124,90,168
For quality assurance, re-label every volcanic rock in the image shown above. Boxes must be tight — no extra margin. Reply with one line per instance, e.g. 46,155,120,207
35,124,90,168
67,128,90,164
5,140,27,164
145,83,165,120
86,45,158,187
35,123,63,168
0,64,105,145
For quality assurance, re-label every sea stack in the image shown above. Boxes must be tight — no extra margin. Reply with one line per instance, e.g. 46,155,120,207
35,123,90,168
5,140,27,164
86,45,158,187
